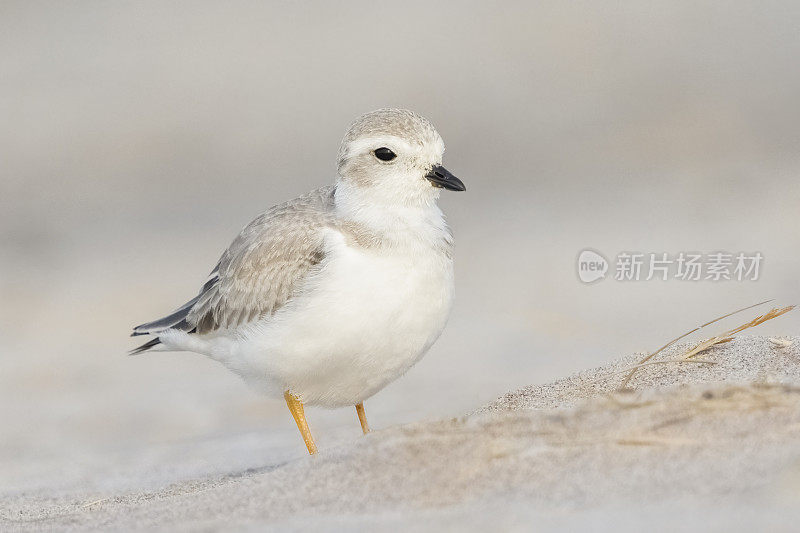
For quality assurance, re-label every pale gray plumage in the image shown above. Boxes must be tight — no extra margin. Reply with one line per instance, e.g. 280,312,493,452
132,186,336,345
336,109,441,173
190,186,336,333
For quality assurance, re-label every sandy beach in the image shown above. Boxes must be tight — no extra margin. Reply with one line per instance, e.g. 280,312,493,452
4,335,800,531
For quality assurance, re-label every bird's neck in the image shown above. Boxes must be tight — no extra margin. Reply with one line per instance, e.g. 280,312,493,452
333,180,451,252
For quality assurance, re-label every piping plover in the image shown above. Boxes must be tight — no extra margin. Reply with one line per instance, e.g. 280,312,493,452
131,109,465,454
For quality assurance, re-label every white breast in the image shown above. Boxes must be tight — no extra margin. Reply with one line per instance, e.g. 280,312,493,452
231,229,455,407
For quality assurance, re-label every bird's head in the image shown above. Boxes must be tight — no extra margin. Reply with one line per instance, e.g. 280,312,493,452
336,109,465,207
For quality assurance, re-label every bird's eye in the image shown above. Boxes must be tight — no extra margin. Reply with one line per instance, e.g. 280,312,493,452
374,147,396,161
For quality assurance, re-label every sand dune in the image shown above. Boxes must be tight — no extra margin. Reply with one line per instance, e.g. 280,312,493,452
4,335,800,531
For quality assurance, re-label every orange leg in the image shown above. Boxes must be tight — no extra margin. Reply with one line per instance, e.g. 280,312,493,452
284,391,317,455
355,402,371,434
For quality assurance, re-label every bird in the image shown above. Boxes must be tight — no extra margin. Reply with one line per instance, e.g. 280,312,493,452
130,108,465,454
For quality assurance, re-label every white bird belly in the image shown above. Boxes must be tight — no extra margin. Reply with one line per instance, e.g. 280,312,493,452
232,237,454,407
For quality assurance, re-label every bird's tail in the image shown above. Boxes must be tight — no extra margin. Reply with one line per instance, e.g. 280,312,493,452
129,337,162,355
131,294,200,337
130,295,200,355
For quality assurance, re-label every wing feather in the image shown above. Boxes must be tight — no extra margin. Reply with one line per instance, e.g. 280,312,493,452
187,186,336,334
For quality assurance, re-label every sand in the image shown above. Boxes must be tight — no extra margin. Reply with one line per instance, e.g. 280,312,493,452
4,335,800,531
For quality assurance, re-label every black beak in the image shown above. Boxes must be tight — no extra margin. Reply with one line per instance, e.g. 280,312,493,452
425,165,466,191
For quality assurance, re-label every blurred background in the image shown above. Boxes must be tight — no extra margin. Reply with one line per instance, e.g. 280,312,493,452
2,1,799,497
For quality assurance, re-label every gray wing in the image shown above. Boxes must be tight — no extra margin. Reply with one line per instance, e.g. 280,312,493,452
132,186,336,342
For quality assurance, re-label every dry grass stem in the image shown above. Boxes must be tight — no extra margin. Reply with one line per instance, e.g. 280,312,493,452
593,359,717,384
81,498,110,508
617,301,793,389
680,306,795,360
